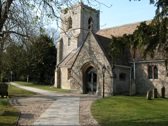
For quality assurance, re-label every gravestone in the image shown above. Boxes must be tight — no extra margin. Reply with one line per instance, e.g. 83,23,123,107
153,88,157,98
0,84,8,98
161,87,165,98
146,90,152,100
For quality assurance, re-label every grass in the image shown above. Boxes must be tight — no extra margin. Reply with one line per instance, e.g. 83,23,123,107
0,99,19,126
8,84,36,97
14,81,70,93
0,83,36,126
91,96,168,126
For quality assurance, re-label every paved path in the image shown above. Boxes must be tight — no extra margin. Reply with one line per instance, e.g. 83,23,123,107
33,97,80,126
10,82,80,126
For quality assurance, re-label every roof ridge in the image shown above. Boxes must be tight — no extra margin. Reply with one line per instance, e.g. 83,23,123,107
57,50,74,67
99,19,152,31
64,48,80,66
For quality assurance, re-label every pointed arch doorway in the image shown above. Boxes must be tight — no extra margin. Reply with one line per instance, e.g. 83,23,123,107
83,66,97,94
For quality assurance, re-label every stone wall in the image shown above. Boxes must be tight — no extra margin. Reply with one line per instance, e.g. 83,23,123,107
60,67,71,89
55,3,100,89
135,61,168,96
113,65,131,95
70,32,113,96
57,3,100,64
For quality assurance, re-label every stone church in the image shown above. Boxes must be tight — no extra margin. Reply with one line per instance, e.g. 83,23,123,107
54,2,168,97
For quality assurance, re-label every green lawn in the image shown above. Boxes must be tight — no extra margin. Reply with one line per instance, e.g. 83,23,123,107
0,99,19,126
91,96,168,126
0,83,36,126
8,84,36,97
14,81,70,93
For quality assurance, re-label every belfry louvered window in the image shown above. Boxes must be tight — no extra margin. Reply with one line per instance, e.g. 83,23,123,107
88,17,93,30
68,17,72,29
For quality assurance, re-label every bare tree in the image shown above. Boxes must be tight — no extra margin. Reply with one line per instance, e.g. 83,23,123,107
0,0,110,81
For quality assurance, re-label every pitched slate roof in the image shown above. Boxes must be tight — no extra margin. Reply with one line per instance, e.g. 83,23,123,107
97,21,164,62
97,21,151,38
58,32,113,68
96,22,142,63
94,33,112,61
58,48,80,68
58,20,158,68
92,32,131,65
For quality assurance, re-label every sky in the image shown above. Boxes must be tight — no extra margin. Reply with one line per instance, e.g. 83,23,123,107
48,0,157,35
94,0,157,29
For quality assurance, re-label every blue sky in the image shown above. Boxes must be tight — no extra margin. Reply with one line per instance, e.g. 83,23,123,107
95,0,156,29
48,0,157,33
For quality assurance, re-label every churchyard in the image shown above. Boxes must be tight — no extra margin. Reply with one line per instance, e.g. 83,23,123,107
91,96,168,126
0,82,168,126
0,84,35,126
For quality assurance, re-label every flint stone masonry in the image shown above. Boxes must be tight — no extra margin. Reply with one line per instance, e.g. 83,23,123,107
70,32,113,95
135,62,168,96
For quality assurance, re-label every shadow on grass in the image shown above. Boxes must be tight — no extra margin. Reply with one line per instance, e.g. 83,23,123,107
0,99,8,105
98,120,168,126
2,111,18,116
0,111,19,126
100,117,168,126
92,96,168,126
0,122,17,126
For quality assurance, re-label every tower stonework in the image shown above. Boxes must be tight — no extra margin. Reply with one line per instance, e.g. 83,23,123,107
55,2,100,89
57,2,100,64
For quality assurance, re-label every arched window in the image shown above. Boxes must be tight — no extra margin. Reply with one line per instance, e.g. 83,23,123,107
59,38,63,62
67,68,71,80
154,65,158,79
148,65,152,79
88,17,93,30
67,17,72,29
68,37,71,46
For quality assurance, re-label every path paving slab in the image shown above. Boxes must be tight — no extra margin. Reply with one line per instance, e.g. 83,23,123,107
10,82,80,126
33,97,80,126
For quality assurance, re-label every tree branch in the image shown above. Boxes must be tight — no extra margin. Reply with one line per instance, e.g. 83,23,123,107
2,30,29,37
0,0,13,32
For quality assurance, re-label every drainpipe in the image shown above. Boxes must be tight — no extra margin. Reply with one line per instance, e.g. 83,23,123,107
133,61,136,79
130,60,136,95
130,67,132,95
130,59,165,79
130,59,165,64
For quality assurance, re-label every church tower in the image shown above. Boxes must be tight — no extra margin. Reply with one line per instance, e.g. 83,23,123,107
57,2,100,64
55,2,100,89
